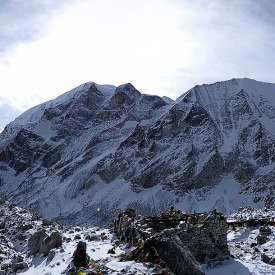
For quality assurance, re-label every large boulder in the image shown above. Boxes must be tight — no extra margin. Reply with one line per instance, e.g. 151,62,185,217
257,234,269,245
11,262,28,272
28,230,62,255
28,229,47,255
85,233,101,242
259,226,272,236
39,231,63,255
261,253,275,265
0,221,5,230
146,230,204,275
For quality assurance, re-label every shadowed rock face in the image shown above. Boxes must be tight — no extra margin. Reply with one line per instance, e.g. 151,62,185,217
113,209,228,275
147,233,204,275
0,78,275,221
0,129,46,173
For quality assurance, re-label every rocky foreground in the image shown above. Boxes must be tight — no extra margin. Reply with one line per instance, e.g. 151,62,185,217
0,199,274,274
0,198,158,274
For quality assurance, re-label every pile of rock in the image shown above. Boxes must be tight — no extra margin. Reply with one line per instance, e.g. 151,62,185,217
257,226,272,245
113,208,229,275
0,199,35,273
0,198,63,274
257,226,275,266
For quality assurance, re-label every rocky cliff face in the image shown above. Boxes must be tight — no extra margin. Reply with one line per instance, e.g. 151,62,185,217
0,78,274,223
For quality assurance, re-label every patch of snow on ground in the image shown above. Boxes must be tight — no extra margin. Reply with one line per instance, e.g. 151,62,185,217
19,228,155,275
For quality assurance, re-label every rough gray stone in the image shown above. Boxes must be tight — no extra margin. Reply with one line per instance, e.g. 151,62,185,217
28,229,47,255
47,250,56,262
259,226,272,236
261,253,275,265
39,231,62,256
0,222,5,230
257,235,269,245
147,231,204,275
85,233,101,242
28,230,62,256
11,262,28,272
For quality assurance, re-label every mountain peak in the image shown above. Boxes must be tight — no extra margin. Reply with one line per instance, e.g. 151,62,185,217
115,83,141,96
177,77,275,106
105,83,141,109
1,78,275,224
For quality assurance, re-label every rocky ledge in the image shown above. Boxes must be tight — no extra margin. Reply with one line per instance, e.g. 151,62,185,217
113,208,229,275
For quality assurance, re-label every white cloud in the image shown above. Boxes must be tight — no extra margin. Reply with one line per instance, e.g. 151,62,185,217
1,0,275,110
0,0,76,56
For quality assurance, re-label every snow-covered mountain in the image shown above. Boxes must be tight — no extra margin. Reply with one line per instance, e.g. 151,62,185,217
0,78,274,223
0,97,20,132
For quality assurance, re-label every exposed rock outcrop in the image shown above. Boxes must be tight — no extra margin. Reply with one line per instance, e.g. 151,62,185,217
28,230,62,255
146,231,204,275
113,209,229,275
261,253,275,266
28,229,48,255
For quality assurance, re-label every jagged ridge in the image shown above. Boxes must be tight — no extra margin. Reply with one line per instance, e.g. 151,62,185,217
0,78,274,223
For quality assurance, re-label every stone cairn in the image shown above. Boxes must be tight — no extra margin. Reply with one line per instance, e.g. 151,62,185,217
113,208,229,275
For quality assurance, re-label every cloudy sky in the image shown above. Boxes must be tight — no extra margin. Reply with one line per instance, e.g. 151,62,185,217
1,0,275,112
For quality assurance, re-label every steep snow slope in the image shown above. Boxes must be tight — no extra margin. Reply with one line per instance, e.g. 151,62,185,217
0,78,274,223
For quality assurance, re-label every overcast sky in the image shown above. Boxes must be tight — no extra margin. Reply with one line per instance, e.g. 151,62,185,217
1,0,275,111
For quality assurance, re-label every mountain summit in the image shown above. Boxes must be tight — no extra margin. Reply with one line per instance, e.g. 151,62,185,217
0,78,274,224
